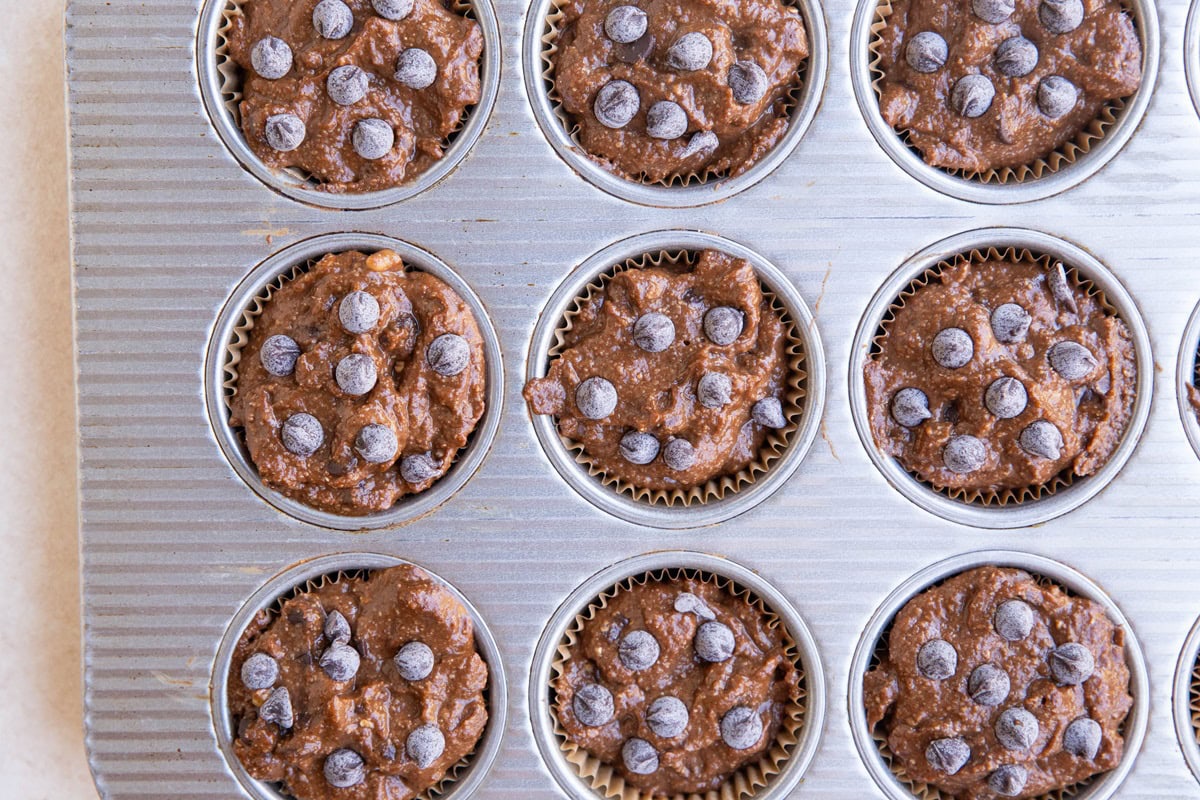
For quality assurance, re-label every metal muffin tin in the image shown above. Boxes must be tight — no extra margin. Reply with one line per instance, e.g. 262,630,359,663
67,0,1200,797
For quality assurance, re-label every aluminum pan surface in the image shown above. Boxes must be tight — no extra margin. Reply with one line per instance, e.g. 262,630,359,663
67,0,1200,797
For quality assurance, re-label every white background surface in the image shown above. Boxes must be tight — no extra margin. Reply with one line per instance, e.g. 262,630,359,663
0,0,97,795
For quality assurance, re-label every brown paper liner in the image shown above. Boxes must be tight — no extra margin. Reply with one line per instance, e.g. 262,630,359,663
867,570,1115,800
238,567,485,800
546,249,808,508
1189,652,1200,752
866,0,1135,185
868,245,1126,507
549,567,809,800
536,0,809,187
214,0,479,191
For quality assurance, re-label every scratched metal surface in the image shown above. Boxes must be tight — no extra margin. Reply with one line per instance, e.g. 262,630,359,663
66,0,1200,797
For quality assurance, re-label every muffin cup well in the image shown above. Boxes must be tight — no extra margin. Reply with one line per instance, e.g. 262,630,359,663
196,0,500,210
525,230,825,530
210,552,507,800
849,227,1152,529
529,551,825,800
204,232,504,531
1172,612,1200,787
848,550,1149,800
849,0,1159,204
1174,297,1200,464
519,0,827,207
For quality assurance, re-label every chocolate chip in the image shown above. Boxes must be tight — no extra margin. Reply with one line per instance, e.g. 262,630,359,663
663,438,696,471
393,641,435,681
1063,717,1102,760
260,334,300,377
891,387,931,427
319,642,360,682
989,764,1028,797
240,653,279,690
352,119,394,160
674,592,715,620
335,354,377,396
1038,75,1078,118
646,101,688,140
313,0,353,39
576,377,618,419
395,48,437,89
991,303,1031,344
752,397,787,429
633,312,675,352
622,738,659,774
619,630,660,671
264,113,305,152
968,664,1011,706
697,373,732,409
995,36,1038,77
1040,0,1084,34
251,36,293,79
1020,420,1064,460
372,0,413,20
728,61,768,105
594,80,640,129
324,749,366,788
925,737,970,775
400,452,441,484
646,696,689,738
406,724,445,769
719,706,763,750
931,327,973,368
1048,263,1079,313
604,5,646,44
668,32,713,71
339,290,379,334
917,639,957,680
355,423,398,464
972,0,1014,23
704,306,744,345
943,435,986,474
906,31,947,73
573,682,614,726
951,75,995,118
259,686,293,728
327,65,368,106
1049,341,1097,380
422,334,470,378
695,620,735,662
995,708,1039,751
994,599,1035,641
1049,642,1095,685
681,130,719,158
324,610,351,644
620,431,659,465
282,413,323,457
986,377,1028,419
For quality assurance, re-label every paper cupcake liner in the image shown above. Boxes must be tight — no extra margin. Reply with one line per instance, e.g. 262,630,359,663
866,0,1133,185
214,0,478,190
549,567,809,800
546,248,808,508
536,0,809,187
869,244,1127,507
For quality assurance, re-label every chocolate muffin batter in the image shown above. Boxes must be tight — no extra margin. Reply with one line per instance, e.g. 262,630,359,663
524,250,794,493
229,249,487,515
228,565,489,800
554,575,801,795
874,0,1142,173
226,0,482,193
550,0,808,183
863,254,1136,497
864,566,1132,799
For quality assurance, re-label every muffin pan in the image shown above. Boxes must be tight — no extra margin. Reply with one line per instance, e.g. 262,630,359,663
68,0,1200,797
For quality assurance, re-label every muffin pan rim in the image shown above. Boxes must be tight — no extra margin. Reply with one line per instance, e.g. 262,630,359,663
1171,611,1200,788
1175,290,1200,466
1187,0,1200,123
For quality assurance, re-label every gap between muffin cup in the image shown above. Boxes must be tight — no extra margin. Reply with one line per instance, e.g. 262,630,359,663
848,227,1152,530
848,549,1149,800
525,230,826,530
848,0,1160,204
528,551,825,800
196,0,501,209
204,232,504,531
209,552,508,800
1171,611,1200,788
